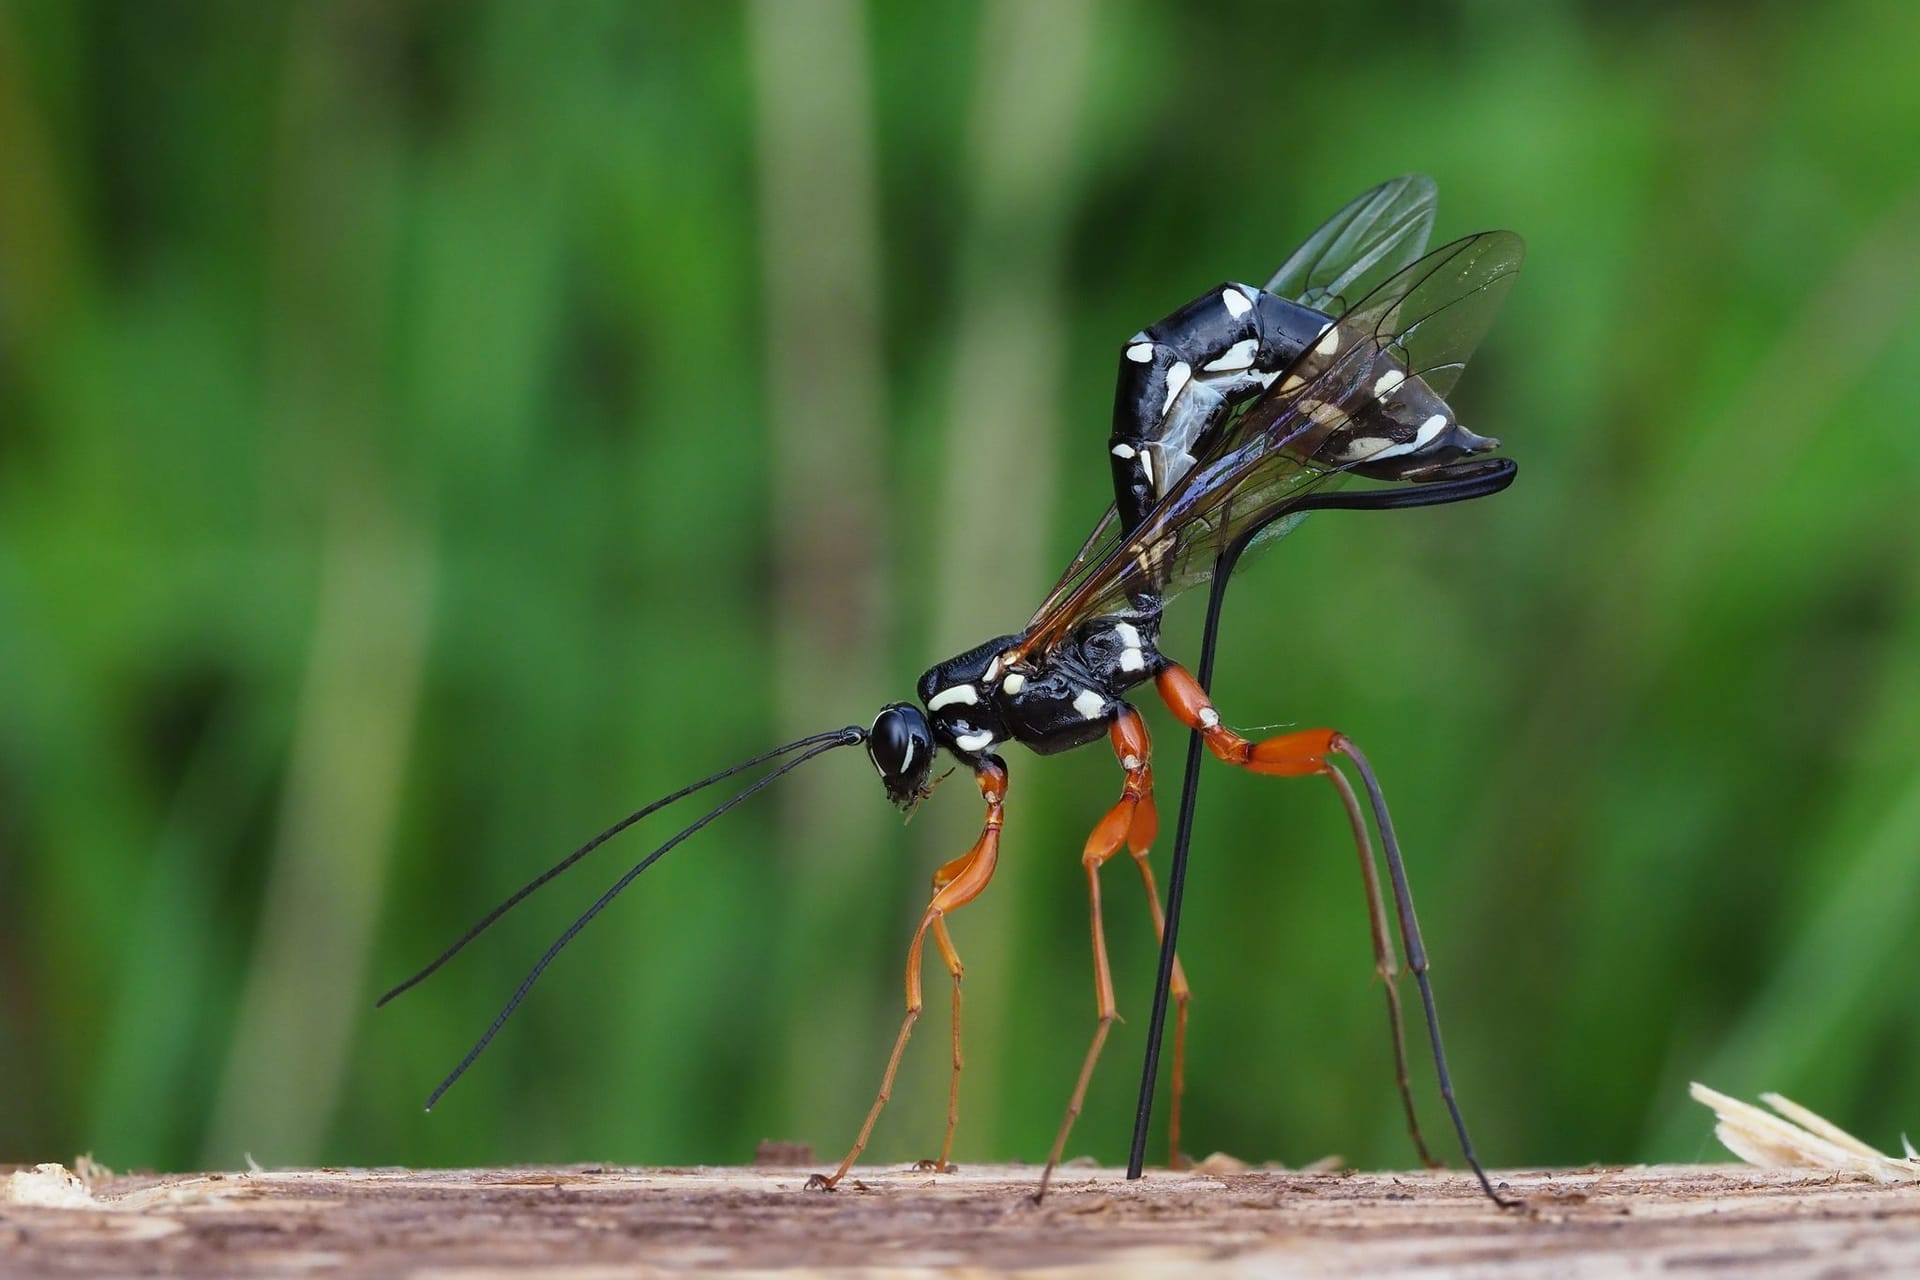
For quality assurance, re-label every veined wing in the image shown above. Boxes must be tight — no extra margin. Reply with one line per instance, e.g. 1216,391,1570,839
1264,174,1437,316
1033,177,1444,630
1021,230,1524,655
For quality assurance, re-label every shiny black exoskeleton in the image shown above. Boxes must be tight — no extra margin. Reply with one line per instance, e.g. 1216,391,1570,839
869,267,1491,811
868,610,1168,809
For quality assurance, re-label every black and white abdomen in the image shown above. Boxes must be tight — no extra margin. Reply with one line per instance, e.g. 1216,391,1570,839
1109,282,1498,527
1279,319,1500,482
1109,283,1335,532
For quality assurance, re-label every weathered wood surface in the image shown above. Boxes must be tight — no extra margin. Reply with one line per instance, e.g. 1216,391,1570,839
4,1161,1918,1277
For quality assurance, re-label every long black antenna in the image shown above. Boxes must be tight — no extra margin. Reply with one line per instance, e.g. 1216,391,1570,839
378,727,860,1007
1126,459,1515,1179
422,727,865,1110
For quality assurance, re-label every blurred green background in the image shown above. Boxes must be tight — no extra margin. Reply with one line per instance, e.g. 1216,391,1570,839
3,0,1918,1178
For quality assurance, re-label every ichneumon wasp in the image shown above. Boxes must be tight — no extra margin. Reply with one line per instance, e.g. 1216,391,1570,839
380,175,1525,1206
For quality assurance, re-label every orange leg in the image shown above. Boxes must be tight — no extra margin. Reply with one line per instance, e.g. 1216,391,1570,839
807,762,1006,1190
1036,707,1192,1198
1154,664,1440,1171
911,880,966,1172
1086,707,1192,1170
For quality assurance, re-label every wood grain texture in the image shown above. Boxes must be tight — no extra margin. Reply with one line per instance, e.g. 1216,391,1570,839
4,1162,1918,1277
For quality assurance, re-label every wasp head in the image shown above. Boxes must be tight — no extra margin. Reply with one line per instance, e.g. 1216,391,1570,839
867,703,935,812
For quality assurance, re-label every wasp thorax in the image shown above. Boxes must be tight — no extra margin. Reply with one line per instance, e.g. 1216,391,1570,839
868,702,935,810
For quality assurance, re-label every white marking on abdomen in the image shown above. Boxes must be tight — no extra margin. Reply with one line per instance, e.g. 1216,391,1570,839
1359,414,1452,464
1202,339,1257,372
954,729,995,752
1315,324,1340,357
1126,341,1154,364
1221,288,1252,318
928,684,978,711
1302,399,1347,428
1336,436,1396,460
1372,368,1406,400
1161,362,1191,415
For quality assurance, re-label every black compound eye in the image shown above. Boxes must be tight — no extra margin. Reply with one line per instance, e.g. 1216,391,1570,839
868,703,934,808
870,710,913,773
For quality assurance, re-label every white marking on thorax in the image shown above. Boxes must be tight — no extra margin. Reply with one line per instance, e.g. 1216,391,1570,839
1112,621,1146,673
1073,689,1107,720
1111,442,1136,459
1138,449,1155,486
1221,288,1252,319
928,684,978,711
1161,362,1191,415
1126,341,1154,364
954,729,995,752
898,737,916,773
1001,671,1025,695
1202,339,1258,373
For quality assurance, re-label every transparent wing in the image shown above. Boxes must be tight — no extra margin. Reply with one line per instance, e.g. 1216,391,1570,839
1029,177,1443,630
1265,174,1438,317
1022,230,1524,653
